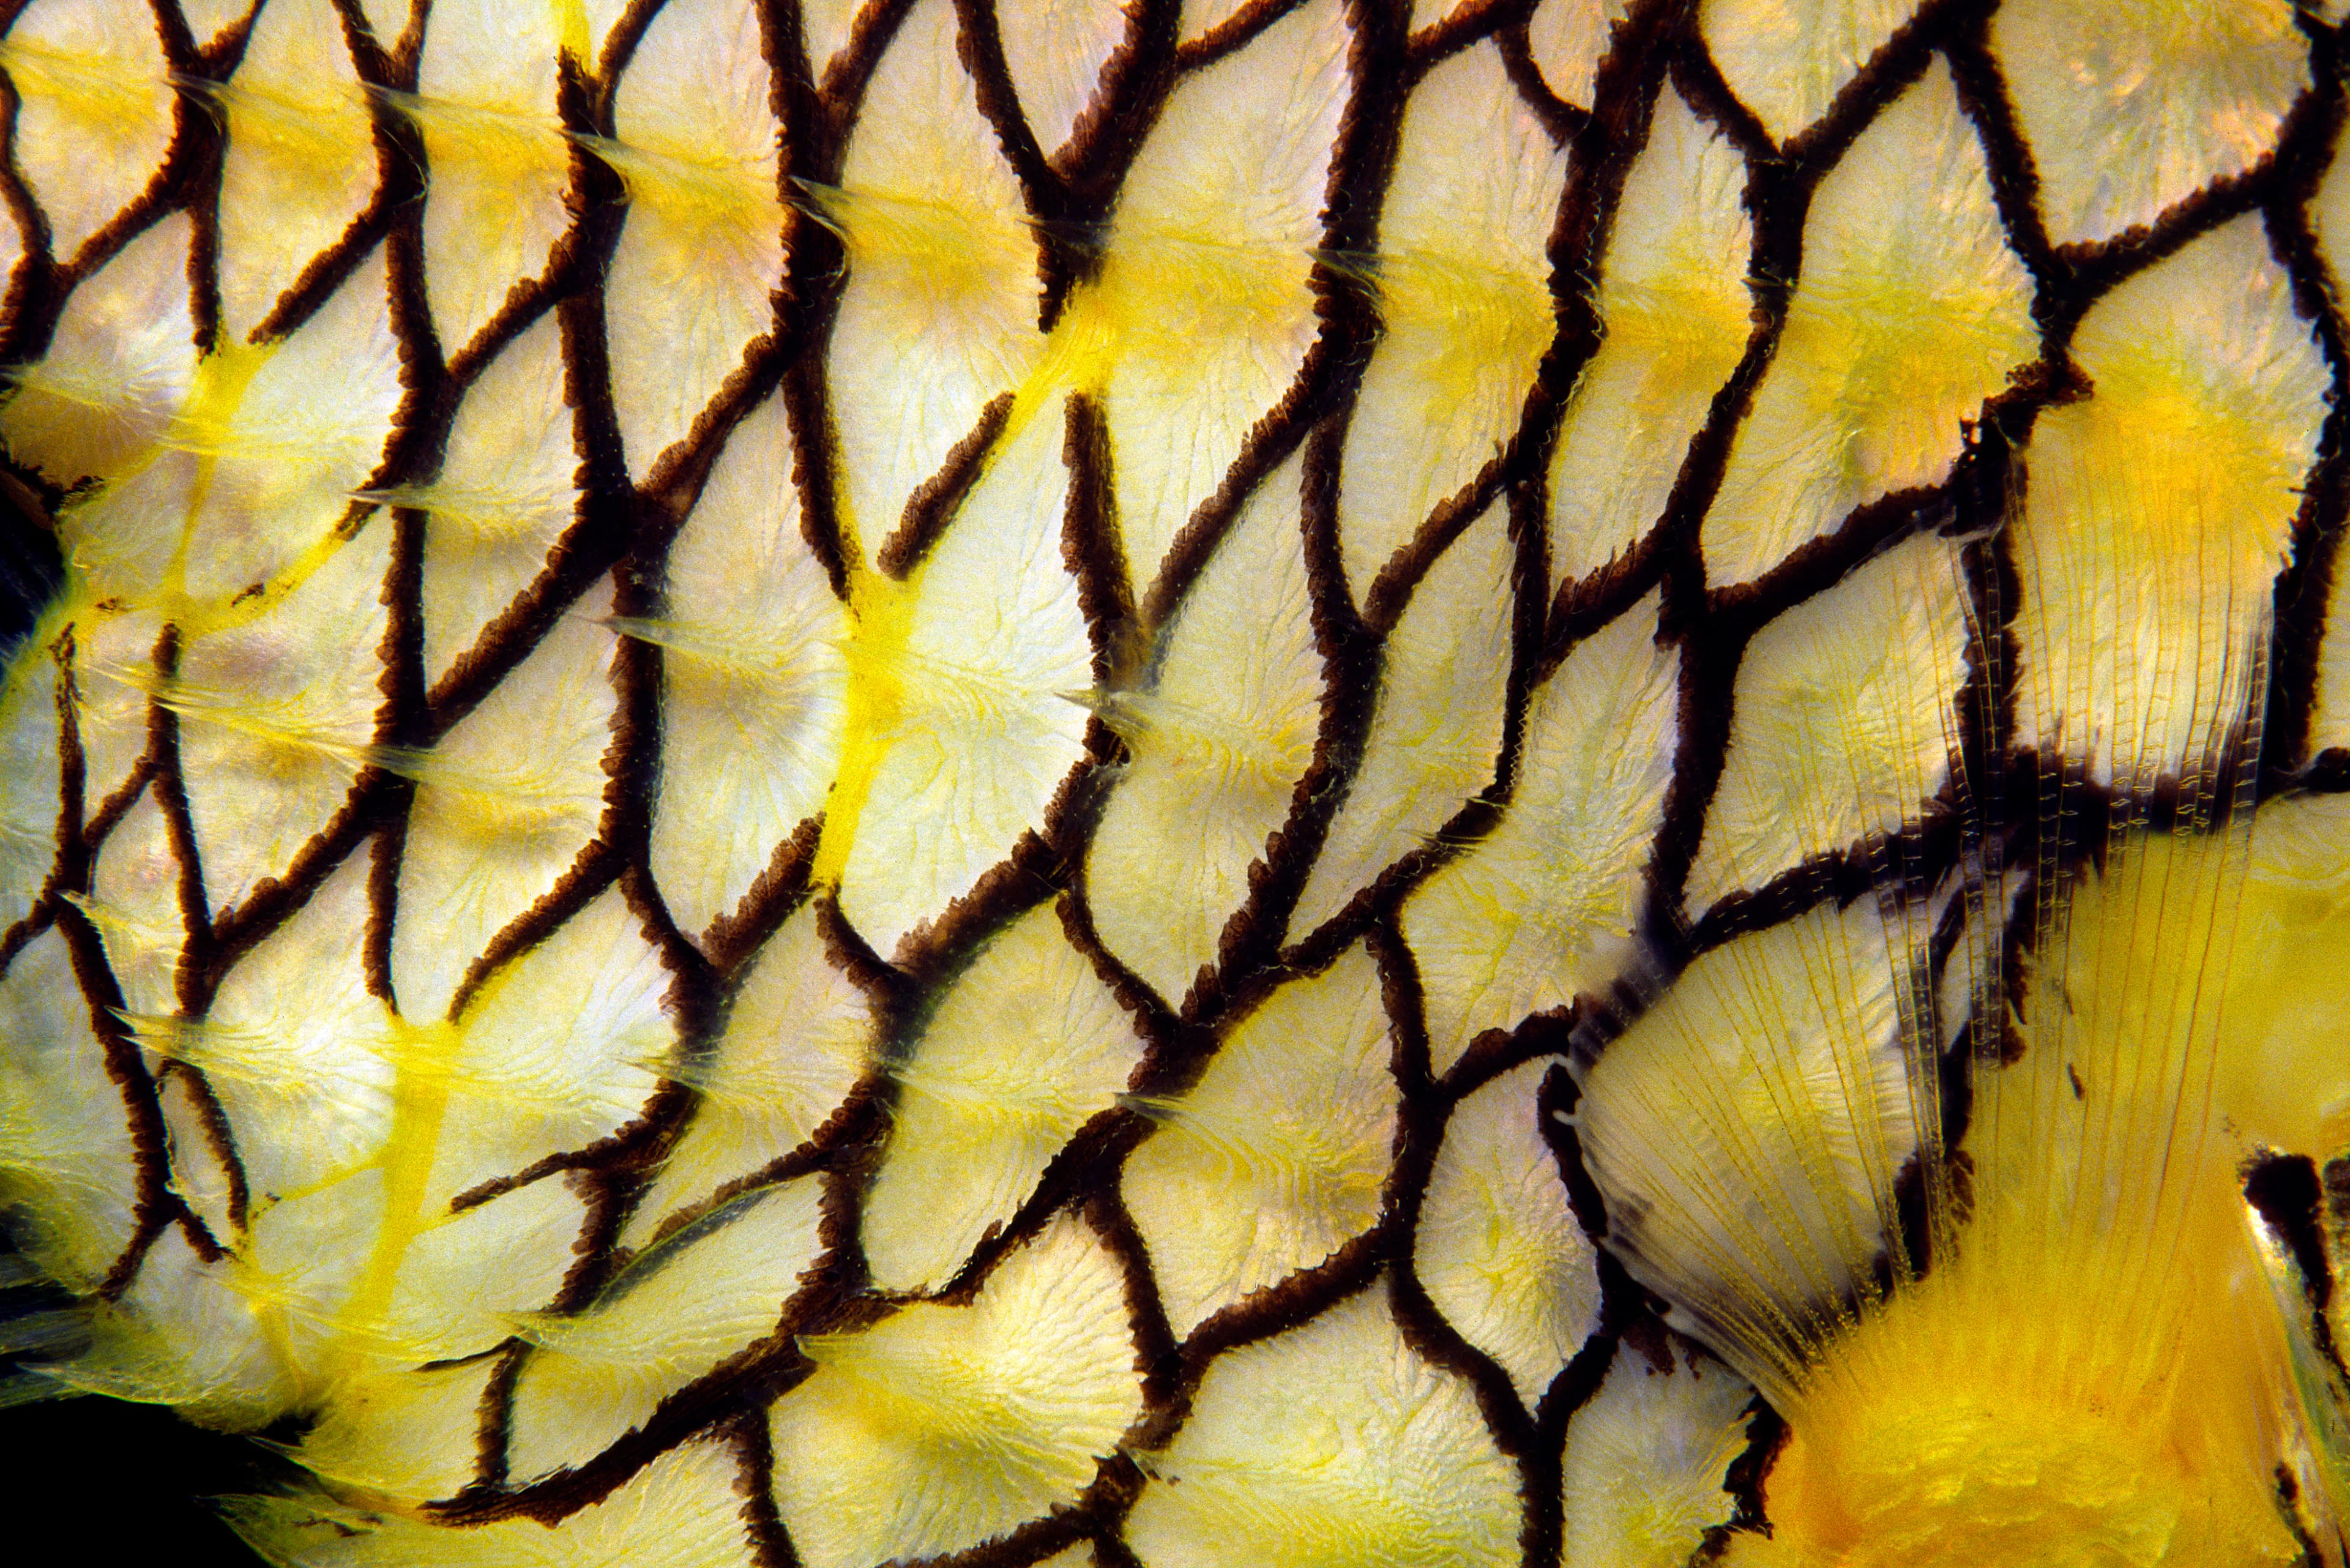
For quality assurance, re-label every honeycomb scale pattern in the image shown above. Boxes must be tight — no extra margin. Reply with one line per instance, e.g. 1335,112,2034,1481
0,0,2343,1565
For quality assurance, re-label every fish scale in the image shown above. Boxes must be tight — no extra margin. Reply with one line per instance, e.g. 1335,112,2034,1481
0,1,2343,1565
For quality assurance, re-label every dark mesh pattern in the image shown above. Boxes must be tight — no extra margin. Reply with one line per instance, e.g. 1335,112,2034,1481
0,2,2343,1564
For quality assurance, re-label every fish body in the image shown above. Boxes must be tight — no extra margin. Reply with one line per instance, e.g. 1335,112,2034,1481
0,2,2344,1566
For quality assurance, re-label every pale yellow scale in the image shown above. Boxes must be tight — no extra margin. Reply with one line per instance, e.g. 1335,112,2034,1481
1701,60,2035,588
1124,943,1397,1336
1548,85,1750,596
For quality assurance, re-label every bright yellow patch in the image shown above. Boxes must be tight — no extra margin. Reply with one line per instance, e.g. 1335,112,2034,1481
1726,824,2320,1565
2010,217,2326,783
2218,793,2350,1158
805,566,917,895
1744,1238,2299,1568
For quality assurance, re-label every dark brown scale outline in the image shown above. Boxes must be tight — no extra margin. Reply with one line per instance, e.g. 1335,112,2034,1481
1171,0,1304,73
1124,2,1403,646
429,881,722,1309
1523,0,1709,668
612,1077,876,1276
1151,1228,1386,1435
907,914,1284,1305
872,389,1012,578
1491,19,1589,145
1333,25,1596,637
1522,1326,1616,1559
951,0,1212,346
889,1503,1093,1567
124,621,262,1246
1152,413,1374,1025
2013,18,2320,278
1523,1252,1666,1562
434,1152,1134,1531
0,0,236,371
1284,499,1554,1067
1665,511,1978,954
617,856,842,1272
609,1102,882,1306
1776,0,1967,162
1542,1256,1722,1544
17,12,192,316
48,836,214,1293
806,862,1158,1316
2259,16,2350,785
1109,949,1381,1297
1061,0,1417,1034
1046,0,1184,324
870,777,1091,985
1351,414,1538,643
1255,0,1687,1006
870,1197,1171,1568
415,63,638,732
698,813,822,966
759,0,924,599
143,631,216,995
1058,392,1140,683
1270,488,1551,977
1938,10,2059,318
946,0,1084,318
1047,842,1191,1070
479,1174,863,1502
173,3,263,345
882,892,1279,1318
679,860,1097,1284
1370,923,1565,1539
855,944,1408,1554
1403,0,1526,70
151,1055,247,1236
1350,0,1682,656
1052,0,1179,187
0,637,121,982
0,58,54,367
1091,1536,1146,1568
1627,19,2038,978
0,896,51,980
781,891,919,1308
1666,23,1948,616
192,2,405,349
727,1408,805,1568
1681,807,1962,961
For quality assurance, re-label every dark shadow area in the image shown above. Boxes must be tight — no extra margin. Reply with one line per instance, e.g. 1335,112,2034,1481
1,1227,277,1567
0,463,60,660
0,1394,277,1566
0,443,256,1568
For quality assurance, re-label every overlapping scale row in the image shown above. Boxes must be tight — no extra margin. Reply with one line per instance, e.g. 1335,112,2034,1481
0,2,2342,1566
